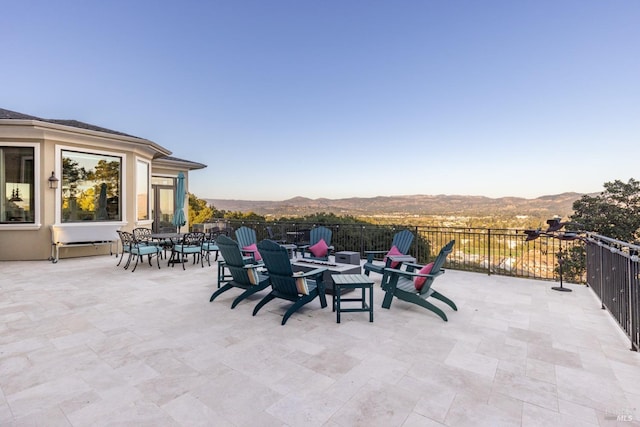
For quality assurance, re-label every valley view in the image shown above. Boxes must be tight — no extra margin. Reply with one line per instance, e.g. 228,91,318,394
206,192,587,229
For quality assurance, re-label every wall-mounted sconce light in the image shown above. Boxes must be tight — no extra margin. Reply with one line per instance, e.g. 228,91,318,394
48,171,59,189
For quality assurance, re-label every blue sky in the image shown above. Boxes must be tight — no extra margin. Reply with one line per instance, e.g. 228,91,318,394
2,0,638,201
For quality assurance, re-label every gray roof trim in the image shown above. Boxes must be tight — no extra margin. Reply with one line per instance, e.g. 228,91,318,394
153,155,207,171
0,107,171,157
1,108,140,138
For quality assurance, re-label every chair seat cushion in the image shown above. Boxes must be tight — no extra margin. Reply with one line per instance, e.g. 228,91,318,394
414,262,434,290
243,243,262,261
132,245,161,256
309,238,329,258
174,244,201,254
384,245,403,268
202,242,218,251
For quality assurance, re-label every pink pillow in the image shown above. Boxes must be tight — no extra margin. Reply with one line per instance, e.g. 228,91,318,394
309,238,329,258
242,243,262,261
414,262,434,291
384,245,403,268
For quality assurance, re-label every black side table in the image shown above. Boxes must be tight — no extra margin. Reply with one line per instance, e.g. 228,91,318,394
332,274,375,323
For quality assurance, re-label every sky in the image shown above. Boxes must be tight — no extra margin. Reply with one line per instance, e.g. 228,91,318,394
2,0,638,201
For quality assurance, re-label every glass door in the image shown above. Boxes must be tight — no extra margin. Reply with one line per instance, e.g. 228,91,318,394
151,177,175,233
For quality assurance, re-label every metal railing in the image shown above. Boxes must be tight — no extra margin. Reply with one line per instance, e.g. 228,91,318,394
213,220,584,281
585,234,640,351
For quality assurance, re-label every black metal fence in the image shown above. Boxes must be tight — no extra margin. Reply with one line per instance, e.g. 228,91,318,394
211,220,584,281
585,234,640,351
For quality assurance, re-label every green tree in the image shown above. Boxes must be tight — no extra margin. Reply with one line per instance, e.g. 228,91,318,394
224,211,265,221
570,178,640,242
188,193,224,225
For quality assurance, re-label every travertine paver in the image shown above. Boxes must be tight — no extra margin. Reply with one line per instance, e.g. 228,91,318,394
1,255,640,426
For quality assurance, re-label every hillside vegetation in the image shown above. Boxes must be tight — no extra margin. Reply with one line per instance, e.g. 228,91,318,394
205,193,585,229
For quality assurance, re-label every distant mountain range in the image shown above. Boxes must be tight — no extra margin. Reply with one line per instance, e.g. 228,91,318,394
205,192,590,219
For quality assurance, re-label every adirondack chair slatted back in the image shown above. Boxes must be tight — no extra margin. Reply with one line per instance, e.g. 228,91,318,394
310,226,332,247
216,235,254,285
392,230,414,255
418,240,455,295
257,239,299,298
235,226,257,249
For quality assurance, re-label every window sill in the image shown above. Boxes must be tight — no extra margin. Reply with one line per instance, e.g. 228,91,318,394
0,223,42,230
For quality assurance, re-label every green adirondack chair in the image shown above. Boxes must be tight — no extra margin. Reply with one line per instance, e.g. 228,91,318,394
381,240,456,321
235,226,260,262
298,226,334,261
254,239,328,325
210,235,270,308
363,229,415,276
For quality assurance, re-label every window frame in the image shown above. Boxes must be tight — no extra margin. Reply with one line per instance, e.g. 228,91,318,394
54,145,127,225
135,157,152,225
0,142,41,230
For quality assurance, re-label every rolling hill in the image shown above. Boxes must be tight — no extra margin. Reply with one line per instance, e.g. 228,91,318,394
205,192,588,219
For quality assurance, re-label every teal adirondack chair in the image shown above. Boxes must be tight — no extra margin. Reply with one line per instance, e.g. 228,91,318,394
235,226,260,262
381,240,456,321
210,235,270,308
254,239,328,325
299,226,334,261
363,229,414,277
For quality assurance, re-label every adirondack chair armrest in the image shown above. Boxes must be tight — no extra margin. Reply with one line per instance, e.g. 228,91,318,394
297,267,327,280
384,267,417,279
385,266,445,279
364,250,387,262
293,267,327,295
403,262,424,272
243,263,266,273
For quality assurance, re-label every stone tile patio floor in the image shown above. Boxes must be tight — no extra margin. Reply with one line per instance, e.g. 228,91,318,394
2,254,640,426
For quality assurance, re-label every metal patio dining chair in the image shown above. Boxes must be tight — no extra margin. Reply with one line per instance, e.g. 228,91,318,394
168,232,205,269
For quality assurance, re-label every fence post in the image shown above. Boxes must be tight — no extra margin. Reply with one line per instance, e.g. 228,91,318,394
414,225,420,261
487,228,491,275
600,242,605,310
628,255,637,351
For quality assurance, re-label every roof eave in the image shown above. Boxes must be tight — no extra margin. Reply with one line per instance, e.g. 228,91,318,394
1,118,172,157
153,156,207,171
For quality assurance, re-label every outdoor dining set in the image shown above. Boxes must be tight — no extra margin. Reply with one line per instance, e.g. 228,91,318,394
116,225,457,325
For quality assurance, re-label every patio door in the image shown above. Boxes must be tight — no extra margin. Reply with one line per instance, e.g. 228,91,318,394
151,179,175,233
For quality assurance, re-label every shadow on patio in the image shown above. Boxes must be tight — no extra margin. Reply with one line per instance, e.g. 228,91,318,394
1,255,639,426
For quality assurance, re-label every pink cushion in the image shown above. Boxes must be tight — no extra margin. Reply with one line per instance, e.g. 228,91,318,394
242,243,262,261
414,262,434,291
384,245,403,268
309,238,329,258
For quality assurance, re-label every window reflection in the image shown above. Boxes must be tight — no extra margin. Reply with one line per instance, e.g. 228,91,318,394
1,146,35,223
136,160,149,221
61,150,121,222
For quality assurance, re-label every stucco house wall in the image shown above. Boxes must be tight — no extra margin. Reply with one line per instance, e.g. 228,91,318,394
0,108,206,261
